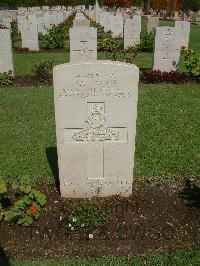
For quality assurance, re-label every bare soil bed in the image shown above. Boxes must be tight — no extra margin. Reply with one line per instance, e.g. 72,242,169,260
0,178,200,260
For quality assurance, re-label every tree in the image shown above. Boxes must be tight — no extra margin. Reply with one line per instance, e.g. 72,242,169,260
182,0,200,12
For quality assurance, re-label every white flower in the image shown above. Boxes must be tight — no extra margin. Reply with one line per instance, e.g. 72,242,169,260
59,216,63,221
89,234,93,239
68,223,72,227
71,227,74,231
81,224,85,227
72,217,77,222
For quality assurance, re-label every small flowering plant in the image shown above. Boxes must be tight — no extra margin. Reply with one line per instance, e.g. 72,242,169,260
65,199,112,234
2,175,46,226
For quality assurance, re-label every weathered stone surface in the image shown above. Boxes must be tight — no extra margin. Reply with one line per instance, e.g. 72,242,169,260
0,28,13,74
104,13,111,33
175,21,190,48
124,17,141,49
111,15,123,38
153,27,181,72
21,14,39,51
53,61,139,198
70,27,97,62
147,16,159,32
73,18,90,27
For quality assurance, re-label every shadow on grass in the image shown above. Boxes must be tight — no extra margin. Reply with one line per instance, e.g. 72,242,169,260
46,147,60,192
0,246,10,266
179,179,200,208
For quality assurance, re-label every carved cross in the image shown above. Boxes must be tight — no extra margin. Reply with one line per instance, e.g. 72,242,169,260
64,103,127,180
73,40,94,57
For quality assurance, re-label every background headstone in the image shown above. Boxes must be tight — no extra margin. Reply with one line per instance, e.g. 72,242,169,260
153,26,181,72
70,27,97,62
0,28,13,75
21,14,39,51
111,15,123,38
147,16,159,32
124,18,141,49
175,21,190,48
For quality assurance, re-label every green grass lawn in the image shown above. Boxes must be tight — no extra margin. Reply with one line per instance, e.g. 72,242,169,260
1,84,200,183
1,18,200,265
3,251,200,266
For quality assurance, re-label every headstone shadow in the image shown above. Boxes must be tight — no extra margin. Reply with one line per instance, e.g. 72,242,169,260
0,246,10,266
46,147,60,192
179,179,200,208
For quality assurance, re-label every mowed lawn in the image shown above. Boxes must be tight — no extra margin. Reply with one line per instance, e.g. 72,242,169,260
13,19,200,76
1,84,200,182
6,251,200,266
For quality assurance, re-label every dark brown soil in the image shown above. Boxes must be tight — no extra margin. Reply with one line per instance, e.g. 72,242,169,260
11,76,52,87
2,74,199,89
16,48,69,53
0,178,200,260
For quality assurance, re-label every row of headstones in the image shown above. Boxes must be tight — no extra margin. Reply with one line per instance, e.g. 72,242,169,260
0,9,73,74
0,7,191,75
18,10,74,51
70,11,190,73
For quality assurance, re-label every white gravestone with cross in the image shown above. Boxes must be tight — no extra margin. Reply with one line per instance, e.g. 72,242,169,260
53,61,139,198
124,17,141,49
21,15,39,51
70,27,97,63
104,13,111,33
0,28,13,75
111,15,123,38
147,16,159,32
175,21,190,49
153,27,181,72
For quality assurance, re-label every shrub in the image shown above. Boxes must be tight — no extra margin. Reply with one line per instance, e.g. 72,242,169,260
32,61,53,81
98,37,119,52
39,25,67,49
1,175,46,226
122,46,140,63
141,70,186,84
11,21,18,50
182,49,200,78
140,31,154,52
0,71,13,87
65,199,113,234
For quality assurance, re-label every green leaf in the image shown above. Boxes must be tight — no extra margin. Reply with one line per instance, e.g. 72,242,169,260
0,177,7,195
32,189,46,206
19,175,32,193
12,180,19,190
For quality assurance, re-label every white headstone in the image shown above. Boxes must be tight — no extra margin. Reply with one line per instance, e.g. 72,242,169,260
111,15,123,38
124,17,141,49
17,15,26,32
70,27,97,63
21,15,39,51
37,15,46,34
104,13,111,33
153,27,181,72
0,28,13,75
53,61,139,198
147,16,159,32
0,17,12,29
73,18,90,27
175,21,190,48
99,11,107,27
